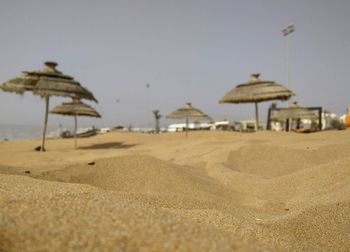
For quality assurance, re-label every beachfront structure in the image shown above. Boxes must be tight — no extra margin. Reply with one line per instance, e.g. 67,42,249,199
267,102,323,131
167,120,266,132
214,121,230,130
269,110,339,131
269,103,319,131
219,73,294,131
322,111,339,129
167,120,251,132
168,123,195,132
269,121,284,131
168,122,214,132
100,128,111,134
239,119,264,131
270,104,318,121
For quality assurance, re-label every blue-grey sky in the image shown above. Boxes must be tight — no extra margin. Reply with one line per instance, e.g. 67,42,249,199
0,0,349,128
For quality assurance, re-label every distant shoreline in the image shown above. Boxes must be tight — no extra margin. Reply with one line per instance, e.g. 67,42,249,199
0,124,56,141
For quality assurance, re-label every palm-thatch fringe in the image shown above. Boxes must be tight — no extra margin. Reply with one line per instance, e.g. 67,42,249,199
0,74,39,94
50,101,101,118
34,77,97,102
166,103,212,120
219,74,294,104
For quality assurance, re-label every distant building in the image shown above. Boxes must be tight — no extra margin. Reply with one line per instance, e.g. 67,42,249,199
99,127,111,134
239,119,264,131
302,110,339,130
199,122,214,130
213,121,231,131
270,110,339,131
167,121,229,132
270,121,283,131
321,111,339,130
168,123,187,132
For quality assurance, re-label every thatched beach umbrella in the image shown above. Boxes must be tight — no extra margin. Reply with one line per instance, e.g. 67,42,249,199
50,100,101,149
166,103,212,137
219,73,294,130
0,62,97,151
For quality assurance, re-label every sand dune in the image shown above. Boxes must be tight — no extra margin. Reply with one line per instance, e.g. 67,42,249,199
0,174,261,252
226,143,350,178
0,130,350,251
38,155,241,205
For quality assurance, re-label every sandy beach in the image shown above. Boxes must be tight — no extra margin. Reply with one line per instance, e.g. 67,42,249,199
0,130,350,251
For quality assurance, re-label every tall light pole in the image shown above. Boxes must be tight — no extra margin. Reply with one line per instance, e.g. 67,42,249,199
146,83,151,128
282,24,295,99
282,25,295,131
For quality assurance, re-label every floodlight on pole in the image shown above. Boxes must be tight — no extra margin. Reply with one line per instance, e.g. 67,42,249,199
282,24,295,95
282,24,295,130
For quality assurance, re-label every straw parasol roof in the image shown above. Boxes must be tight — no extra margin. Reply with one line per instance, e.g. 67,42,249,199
50,100,101,118
166,103,212,120
219,73,294,103
0,61,97,151
50,100,101,149
270,103,318,121
166,103,212,137
219,73,294,130
0,74,38,94
1,62,97,102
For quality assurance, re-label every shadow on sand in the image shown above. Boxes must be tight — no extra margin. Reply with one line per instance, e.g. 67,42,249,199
79,142,138,150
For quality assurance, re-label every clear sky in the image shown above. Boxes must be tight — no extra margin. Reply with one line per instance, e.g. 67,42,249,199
0,0,349,128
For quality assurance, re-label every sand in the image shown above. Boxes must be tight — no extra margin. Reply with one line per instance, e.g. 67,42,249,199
0,130,350,251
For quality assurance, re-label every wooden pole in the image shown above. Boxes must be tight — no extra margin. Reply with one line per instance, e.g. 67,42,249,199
266,107,272,130
74,115,78,149
41,96,50,151
318,108,322,131
255,102,259,131
185,117,188,138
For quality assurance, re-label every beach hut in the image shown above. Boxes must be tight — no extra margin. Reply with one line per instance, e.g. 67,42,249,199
270,104,318,121
219,73,294,130
50,100,101,149
270,103,318,131
166,103,212,137
0,62,97,151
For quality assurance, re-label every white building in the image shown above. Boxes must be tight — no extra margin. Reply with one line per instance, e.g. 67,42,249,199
167,122,215,132
168,123,186,132
321,111,338,129
300,110,338,130
239,119,264,131
99,127,111,134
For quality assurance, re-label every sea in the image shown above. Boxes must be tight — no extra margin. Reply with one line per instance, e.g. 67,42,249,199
0,124,58,141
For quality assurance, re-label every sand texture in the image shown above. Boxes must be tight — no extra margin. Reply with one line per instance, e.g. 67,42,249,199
0,130,350,251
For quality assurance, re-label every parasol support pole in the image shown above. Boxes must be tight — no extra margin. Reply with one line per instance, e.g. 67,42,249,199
285,118,290,132
185,117,188,138
41,96,50,152
255,102,259,131
266,107,272,130
74,115,78,149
